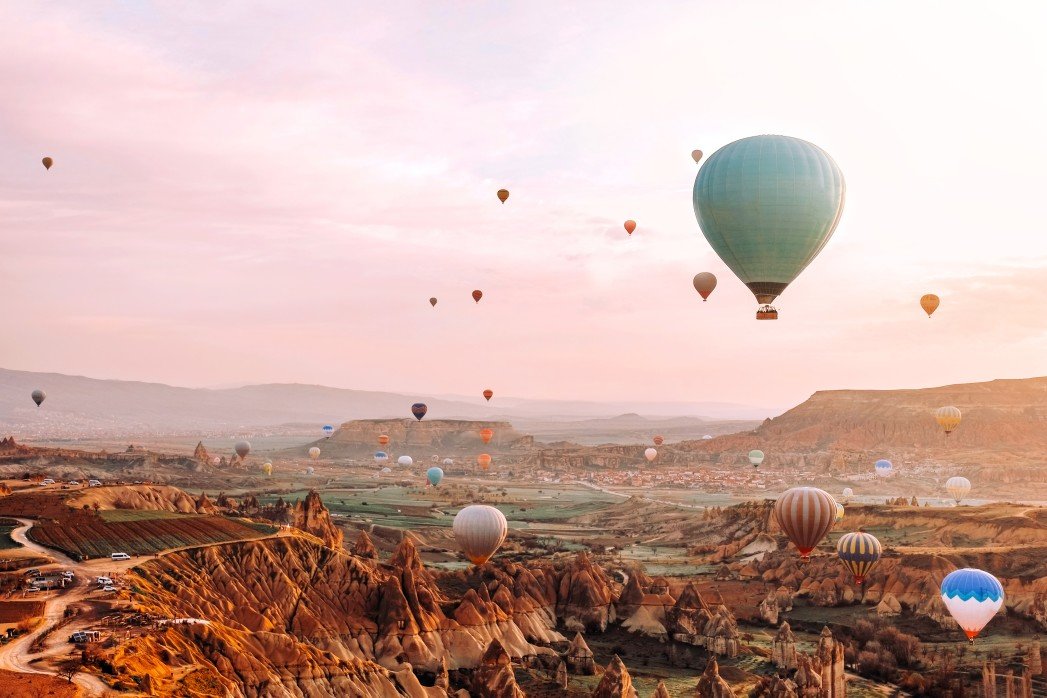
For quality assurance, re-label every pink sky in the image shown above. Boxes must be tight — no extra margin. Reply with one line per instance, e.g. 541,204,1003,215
1,1,1046,410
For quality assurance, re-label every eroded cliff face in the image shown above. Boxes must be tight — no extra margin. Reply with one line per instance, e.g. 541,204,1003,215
289,490,344,549
329,419,531,450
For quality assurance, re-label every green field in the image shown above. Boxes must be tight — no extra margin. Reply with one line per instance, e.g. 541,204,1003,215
99,509,196,522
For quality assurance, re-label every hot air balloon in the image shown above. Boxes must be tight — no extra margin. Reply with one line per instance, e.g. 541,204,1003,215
472,290,483,303
483,389,493,401
693,272,717,301
874,459,893,478
653,435,664,446
443,458,454,466
479,428,493,445
427,467,444,486
234,441,251,459
262,462,273,476
374,451,388,463
748,450,765,468
309,447,321,460
773,487,837,562
691,149,703,164
211,456,221,466
624,220,636,235
42,157,53,170
946,476,971,504
644,448,657,462
836,531,882,584
842,487,854,502
477,453,492,471
834,502,845,525
398,455,413,467
940,568,1004,642
453,504,508,565
378,434,390,446
411,403,428,421
31,389,46,407
306,466,314,475
429,297,438,307
936,406,962,435
322,425,334,438
921,294,940,318
497,189,509,204
693,135,845,320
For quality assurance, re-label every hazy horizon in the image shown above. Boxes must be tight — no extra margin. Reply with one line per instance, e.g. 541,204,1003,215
4,2,1047,409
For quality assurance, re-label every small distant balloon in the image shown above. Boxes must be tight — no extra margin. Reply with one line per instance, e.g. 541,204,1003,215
644,447,657,463
308,447,320,460
748,450,764,468
211,456,221,466
374,451,388,463
477,453,492,471
322,425,334,437
874,459,893,477
842,487,854,501
472,290,483,303
624,220,636,235
443,457,454,466
497,189,509,204
411,403,428,421
693,272,717,301
479,428,493,444
946,476,971,504
306,466,314,476
234,440,251,459
427,467,444,486
42,157,53,170
691,149,703,164
31,389,46,407
921,294,940,318
262,462,273,476
378,434,390,446
836,531,882,585
936,406,962,435
429,297,438,307
483,389,493,402
653,435,664,446
398,455,413,467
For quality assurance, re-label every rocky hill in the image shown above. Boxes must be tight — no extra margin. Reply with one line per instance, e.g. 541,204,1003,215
320,419,532,453
676,376,1047,473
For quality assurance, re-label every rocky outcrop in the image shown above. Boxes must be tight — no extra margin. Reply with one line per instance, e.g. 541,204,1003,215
591,655,638,698
192,441,210,462
816,626,846,697
290,490,344,549
566,632,596,675
652,681,672,698
331,419,531,450
194,491,217,514
704,605,740,658
469,639,525,698
353,530,379,559
557,552,617,632
695,657,734,697
758,589,780,625
875,593,901,616
772,621,798,671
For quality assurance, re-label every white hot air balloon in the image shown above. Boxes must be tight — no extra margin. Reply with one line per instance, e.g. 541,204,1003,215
940,568,1004,642
308,447,321,460
453,504,508,565
398,455,413,467
945,476,971,505
644,448,657,462
842,487,854,502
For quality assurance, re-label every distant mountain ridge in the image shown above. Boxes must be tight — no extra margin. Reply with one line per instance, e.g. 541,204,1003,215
0,367,770,437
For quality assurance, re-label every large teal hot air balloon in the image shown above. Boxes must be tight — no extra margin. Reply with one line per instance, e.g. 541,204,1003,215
692,135,845,319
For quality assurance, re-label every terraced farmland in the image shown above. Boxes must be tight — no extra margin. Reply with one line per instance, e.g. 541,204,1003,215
28,514,278,559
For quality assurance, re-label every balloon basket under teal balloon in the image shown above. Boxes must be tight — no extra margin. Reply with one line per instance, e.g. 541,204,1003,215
756,305,779,320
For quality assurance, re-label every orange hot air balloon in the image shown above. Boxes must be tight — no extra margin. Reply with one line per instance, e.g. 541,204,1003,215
472,290,483,303
693,272,717,301
920,294,940,318
691,150,703,164
477,453,492,471
497,189,509,203
483,389,493,402
479,428,493,444
42,157,53,170
624,220,636,235
378,434,390,446
653,435,664,446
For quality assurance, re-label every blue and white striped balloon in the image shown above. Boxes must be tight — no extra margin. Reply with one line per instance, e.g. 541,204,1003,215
374,451,388,463
940,568,1004,642
874,459,893,477
322,424,334,437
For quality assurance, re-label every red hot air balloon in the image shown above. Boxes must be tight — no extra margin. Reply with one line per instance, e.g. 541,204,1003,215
378,434,390,446
624,220,636,235
483,389,493,401
653,435,664,446
411,403,428,420
472,290,483,303
497,189,509,204
773,487,837,563
479,428,493,444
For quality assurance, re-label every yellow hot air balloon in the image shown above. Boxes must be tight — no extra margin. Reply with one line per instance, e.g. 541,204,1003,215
936,406,962,435
453,504,508,565
497,189,509,204
921,294,940,318
308,447,320,460
262,461,273,476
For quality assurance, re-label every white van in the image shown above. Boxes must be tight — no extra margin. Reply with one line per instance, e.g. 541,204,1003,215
88,480,102,487
40,479,55,485
110,553,131,561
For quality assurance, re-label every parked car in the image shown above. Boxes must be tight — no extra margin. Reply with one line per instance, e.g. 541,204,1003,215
68,481,79,486
70,631,99,643
26,586,41,593
110,553,131,561
102,585,117,593
88,480,102,487
40,479,55,485
96,577,112,586
61,571,75,580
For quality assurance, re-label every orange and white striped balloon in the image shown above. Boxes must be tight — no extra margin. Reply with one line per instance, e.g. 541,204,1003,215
453,504,508,565
774,487,837,562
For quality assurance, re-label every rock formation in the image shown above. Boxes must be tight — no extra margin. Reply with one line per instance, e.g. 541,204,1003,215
469,639,526,698
290,490,344,549
557,552,617,632
816,626,846,697
772,621,798,671
353,529,379,559
695,657,734,697
591,654,638,698
652,680,672,698
566,632,597,674
704,604,741,657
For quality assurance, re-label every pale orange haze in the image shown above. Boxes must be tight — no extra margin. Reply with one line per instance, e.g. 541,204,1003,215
1,2,1046,409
